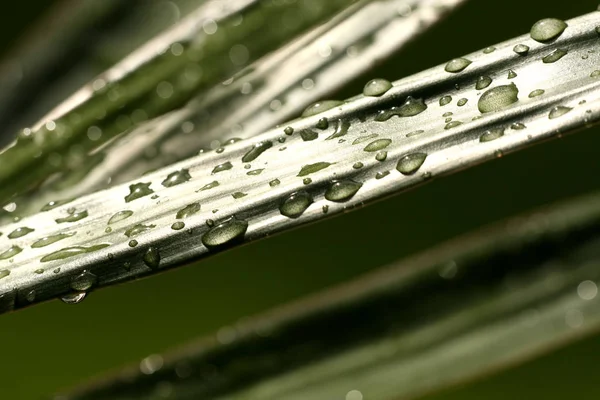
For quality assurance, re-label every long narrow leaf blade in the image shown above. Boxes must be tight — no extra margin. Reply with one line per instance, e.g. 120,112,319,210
0,11,599,314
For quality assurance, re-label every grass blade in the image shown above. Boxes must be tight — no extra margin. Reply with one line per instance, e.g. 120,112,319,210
57,190,600,399
0,11,599,314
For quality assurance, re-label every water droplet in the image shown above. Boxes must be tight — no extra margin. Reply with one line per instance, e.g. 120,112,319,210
232,192,247,199
476,76,492,90
407,130,424,137
242,141,273,162
108,210,134,224
302,100,343,117
324,180,362,202
363,78,392,97
507,70,517,79
201,217,248,250
364,139,391,152
439,96,452,106
478,84,519,113
34,269,44,274
353,162,364,169
7,227,34,239
143,247,161,269
322,205,329,214
483,46,496,54
25,289,36,303
125,183,153,202
212,162,233,174
303,178,312,185
299,129,319,141
457,98,468,107
269,179,281,187
444,58,472,73
548,105,572,119
56,210,88,224
0,269,9,279
530,18,567,42
284,126,294,135
247,169,264,176
353,134,378,145
513,44,530,55
396,153,427,175
198,181,219,191
375,151,387,162
71,271,97,291
60,292,87,305
32,232,75,248
41,244,110,263
298,162,332,177
511,122,527,130
592,70,600,78
0,246,22,260
279,191,313,218
171,222,185,230
326,119,350,140
374,96,427,121
479,128,505,142
542,48,568,63
127,239,138,248
375,171,390,179
316,118,329,130
125,224,156,238
445,121,463,129
527,89,545,98
161,169,191,187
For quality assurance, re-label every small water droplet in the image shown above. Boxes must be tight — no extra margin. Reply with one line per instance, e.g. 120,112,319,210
507,70,517,79
242,141,273,162
316,118,329,130
247,169,264,176
542,48,568,63
374,96,427,121
353,162,364,169
171,222,185,230
40,244,110,263
530,18,567,43
548,105,572,119
61,292,87,305
212,162,233,174
302,100,343,117
125,224,156,238
457,98,468,107
439,96,452,106
406,130,424,137
444,58,472,73
232,192,247,199
364,139,391,152
198,181,219,191
0,269,9,280
129,239,138,247
284,126,294,135
298,162,332,177
324,180,362,202
375,151,387,162
25,289,36,303
143,247,161,269
476,76,492,90
7,227,34,239
56,210,88,224
0,246,22,260
478,84,519,113
480,128,505,142
108,210,134,225
483,46,496,54
125,183,153,202
269,179,281,187
363,78,392,97
303,178,312,185
375,171,390,179
511,122,527,130
71,271,97,291
279,191,313,218
201,217,248,250
445,121,463,129
161,169,191,187
513,44,530,55
591,70,600,78
396,153,427,175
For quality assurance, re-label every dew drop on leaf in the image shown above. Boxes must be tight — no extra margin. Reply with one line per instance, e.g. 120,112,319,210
530,18,567,43
478,84,519,113
279,191,313,219
324,180,362,202
396,153,427,175
201,217,248,250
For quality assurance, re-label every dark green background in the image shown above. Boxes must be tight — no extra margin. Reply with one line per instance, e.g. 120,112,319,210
2,0,600,398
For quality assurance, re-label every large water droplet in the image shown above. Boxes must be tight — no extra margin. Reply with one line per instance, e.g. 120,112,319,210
40,244,110,263
279,191,313,218
201,217,248,250
324,180,362,202
444,58,472,73
242,141,273,163
212,162,233,174
0,246,22,260
548,106,572,119
297,162,332,177
176,202,201,219
161,169,191,187
530,18,567,42
32,232,75,248
364,139,391,152
363,79,392,97
302,100,343,117
542,48,568,63
7,227,34,239
61,292,87,305
478,84,519,113
143,247,161,269
396,153,427,175
125,183,153,202
56,210,88,224
71,271,97,291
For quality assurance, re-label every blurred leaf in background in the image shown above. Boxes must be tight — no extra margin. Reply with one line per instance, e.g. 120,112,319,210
2,0,600,399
